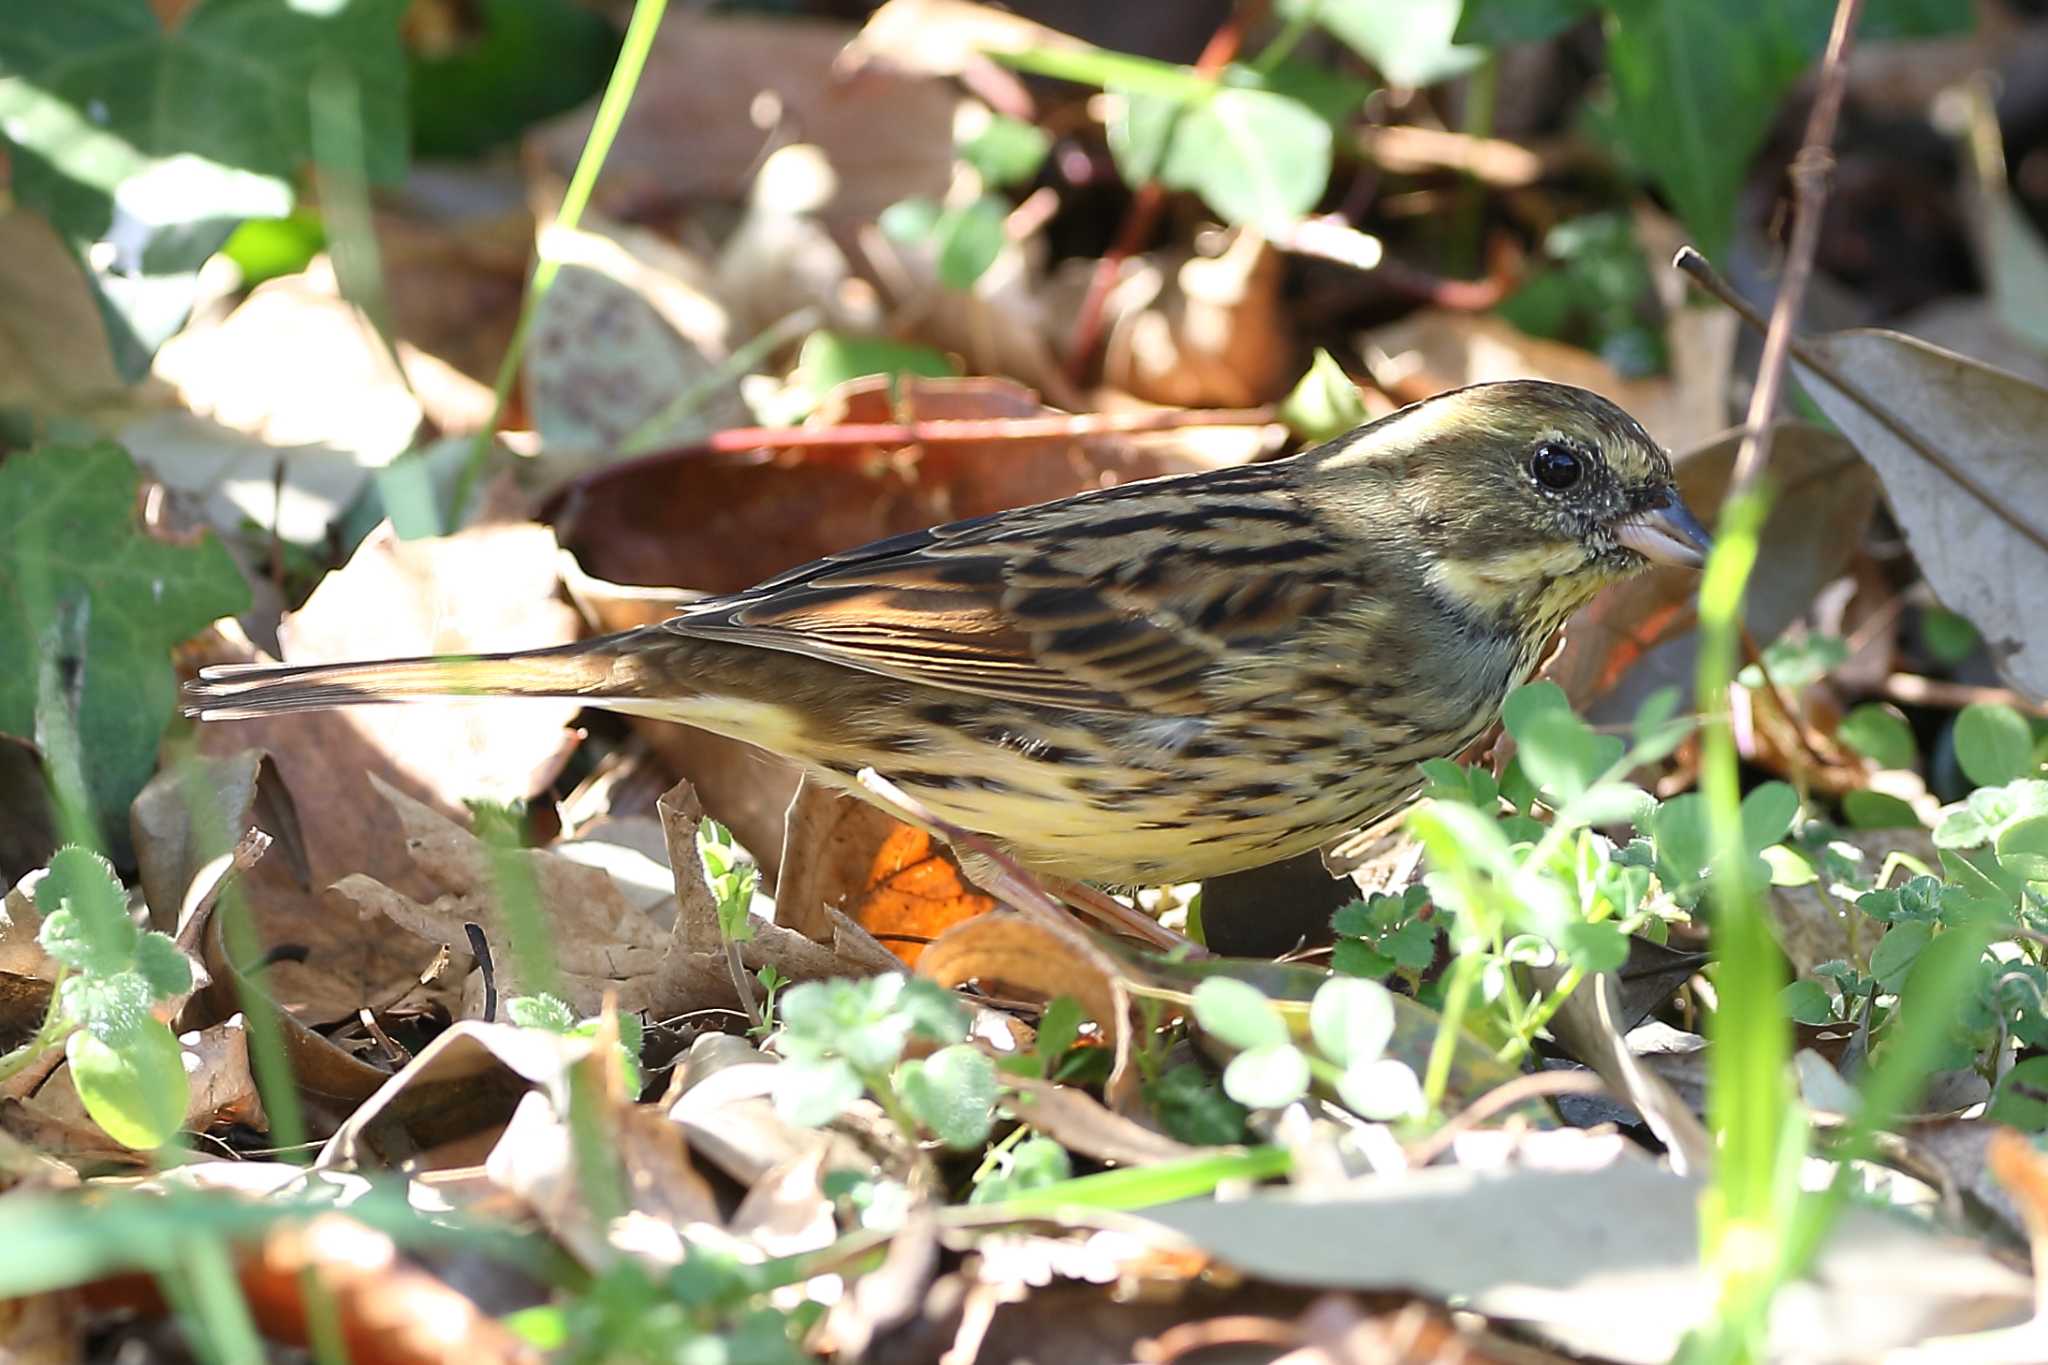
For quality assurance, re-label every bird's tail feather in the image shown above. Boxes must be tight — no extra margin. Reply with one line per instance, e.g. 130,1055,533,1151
182,628,662,721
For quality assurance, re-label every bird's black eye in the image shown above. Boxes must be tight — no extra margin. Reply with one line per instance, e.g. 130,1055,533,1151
1530,442,1585,491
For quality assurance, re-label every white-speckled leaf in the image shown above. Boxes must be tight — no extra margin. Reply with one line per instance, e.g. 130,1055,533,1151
1795,330,2048,700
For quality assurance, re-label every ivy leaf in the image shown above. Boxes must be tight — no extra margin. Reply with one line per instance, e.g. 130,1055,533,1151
0,443,249,844
0,0,409,369
1109,87,1331,233
1286,0,1484,88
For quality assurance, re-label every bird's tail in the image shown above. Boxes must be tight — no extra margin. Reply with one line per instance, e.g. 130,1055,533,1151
182,628,667,721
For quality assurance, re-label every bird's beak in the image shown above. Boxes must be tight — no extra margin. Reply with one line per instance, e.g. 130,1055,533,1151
1616,492,1714,570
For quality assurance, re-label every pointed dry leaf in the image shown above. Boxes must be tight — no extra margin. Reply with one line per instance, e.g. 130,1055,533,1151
1795,330,2048,699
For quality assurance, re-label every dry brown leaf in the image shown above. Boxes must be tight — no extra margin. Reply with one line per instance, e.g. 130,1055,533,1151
486,1074,724,1269
528,11,957,227
665,1050,885,1191
1796,329,2048,699
152,258,424,466
375,200,533,394
0,1290,82,1365
0,210,137,423
860,212,1074,405
916,915,1127,1072
837,0,1089,81
239,1214,540,1365
186,522,583,1023
776,779,994,965
24,1017,264,1143
335,777,888,1025
1000,1076,1195,1166
1362,310,1732,457
525,219,748,459
1089,229,1296,409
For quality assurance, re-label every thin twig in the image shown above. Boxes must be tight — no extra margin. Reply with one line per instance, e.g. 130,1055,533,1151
1674,249,2048,557
1877,672,2048,718
1401,1070,1609,1169
1727,0,1865,496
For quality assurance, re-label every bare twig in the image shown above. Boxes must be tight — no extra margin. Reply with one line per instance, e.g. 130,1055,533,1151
1877,672,2048,718
1401,1070,1609,1169
1727,0,1865,495
1674,249,2048,557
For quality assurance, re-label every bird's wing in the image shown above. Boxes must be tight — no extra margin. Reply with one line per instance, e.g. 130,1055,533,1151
664,463,1355,715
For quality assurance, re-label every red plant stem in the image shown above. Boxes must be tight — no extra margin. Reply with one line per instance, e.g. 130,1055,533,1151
1061,1,1268,386
702,405,1275,454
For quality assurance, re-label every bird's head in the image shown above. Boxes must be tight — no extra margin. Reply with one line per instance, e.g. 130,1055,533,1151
1303,379,1712,631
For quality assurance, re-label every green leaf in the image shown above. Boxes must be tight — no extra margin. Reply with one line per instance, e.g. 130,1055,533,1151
897,1045,998,1149
1737,633,1848,691
1760,844,1818,887
1279,349,1369,444
793,330,959,406
1454,0,1600,46
1997,814,2048,882
1034,997,1084,1068
1869,920,1933,988
1598,0,1823,260
1781,979,1834,1024
771,1057,864,1128
1627,686,1692,766
1740,782,1801,852
933,196,1009,290
1954,704,2036,786
1285,0,1484,87
1920,607,1979,666
1144,1063,1248,1145
407,0,616,159
0,0,408,368
1501,681,1623,801
0,444,250,842
131,931,192,1000
506,993,579,1033
970,1136,1073,1204
1222,1042,1311,1110
1989,1055,2048,1130
1837,704,1918,771
1562,920,1630,973
34,847,136,977
1192,977,1288,1050
66,1019,187,1150
1335,1057,1423,1120
1308,976,1394,1067
958,113,1051,187
1108,87,1331,233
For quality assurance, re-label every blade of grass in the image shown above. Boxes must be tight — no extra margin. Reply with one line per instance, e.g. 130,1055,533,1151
453,0,672,521
953,1144,1292,1217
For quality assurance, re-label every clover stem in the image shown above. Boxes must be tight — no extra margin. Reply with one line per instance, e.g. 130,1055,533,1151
1421,952,1481,1116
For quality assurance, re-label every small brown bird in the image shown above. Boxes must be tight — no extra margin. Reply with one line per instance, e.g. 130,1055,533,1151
186,381,1707,906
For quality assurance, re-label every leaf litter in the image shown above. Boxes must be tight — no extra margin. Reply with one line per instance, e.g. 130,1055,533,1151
6,1,2048,1360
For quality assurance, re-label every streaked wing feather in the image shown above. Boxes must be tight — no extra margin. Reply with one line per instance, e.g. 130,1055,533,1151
665,464,1349,713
